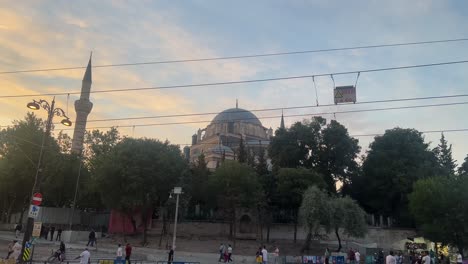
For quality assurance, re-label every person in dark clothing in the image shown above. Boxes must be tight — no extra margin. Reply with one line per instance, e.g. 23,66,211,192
56,228,62,241
43,225,49,240
87,230,96,247
168,248,174,263
50,226,56,241
125,243,132,264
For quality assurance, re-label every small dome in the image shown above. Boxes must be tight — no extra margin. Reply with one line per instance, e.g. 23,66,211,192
209,145,234,154
211,108,262,126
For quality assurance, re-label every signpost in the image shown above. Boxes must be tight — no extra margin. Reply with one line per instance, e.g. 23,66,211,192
32,222,42,238
334,85,356,104
32,193,42,206
28,205,40,219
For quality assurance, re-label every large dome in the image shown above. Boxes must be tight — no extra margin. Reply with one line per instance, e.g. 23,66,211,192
211,108,262,126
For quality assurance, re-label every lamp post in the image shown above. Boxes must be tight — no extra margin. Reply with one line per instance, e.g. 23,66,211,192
21,97,72,262
170,187,183,252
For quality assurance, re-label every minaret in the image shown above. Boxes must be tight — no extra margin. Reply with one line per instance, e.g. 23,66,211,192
71,54,94,154
280,109,285,129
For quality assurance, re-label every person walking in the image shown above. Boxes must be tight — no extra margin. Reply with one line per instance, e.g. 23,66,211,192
227,244,233,262
456,252,463,264
56,228,63,241
218,243,225,262
9,240,22,260
261,246,268,264
256,247,263,264
274,246,280,264
168,247,174,263
355,250,361,264
87,230,96,247
325,248,330,264
386,251,396,264
125,243,132,264
50,226,56,241
116,244,123,260
6,240,14,259
422,251,431,264
14,223,22,238
75,248,91,264
348,248,356,264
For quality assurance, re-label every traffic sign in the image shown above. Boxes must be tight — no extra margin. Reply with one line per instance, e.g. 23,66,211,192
32,222,42,237
334,85,356,104
28,205,40,219
32,193,42,206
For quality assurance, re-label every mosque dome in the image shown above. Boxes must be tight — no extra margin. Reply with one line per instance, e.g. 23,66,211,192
211,108,262,126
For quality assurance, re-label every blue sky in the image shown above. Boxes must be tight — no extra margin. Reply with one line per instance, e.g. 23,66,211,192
1,0,467,164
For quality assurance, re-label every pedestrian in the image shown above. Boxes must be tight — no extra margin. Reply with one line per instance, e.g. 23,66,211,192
116,244,123,260
9,240,22,260
386,251,396,264
168,247,174,263
355,250,361,264
325,248,330,264
6,240,14,259
256,247,263,264
44,225,49,240
56,228,62,241
262,246,268,264
227,244,233,262
218,243,225,262
456,252,462,264
378,251,385,264
348,248,356,264
14,223,22,238
422,251,431,264
274,246,280,264
125,243,132,264
87,230,96,247
50,226,56,241
75,248,91,264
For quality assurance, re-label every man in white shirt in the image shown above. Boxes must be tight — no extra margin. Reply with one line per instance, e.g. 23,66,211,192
422,251,431,264
117,244,123,260
457,252,463,264
386,251,396,264
76,248,91,264
355,250,361,264
262,246,268,264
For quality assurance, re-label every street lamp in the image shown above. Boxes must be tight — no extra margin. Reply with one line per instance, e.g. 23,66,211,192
21,97,72,262
170,187,183,252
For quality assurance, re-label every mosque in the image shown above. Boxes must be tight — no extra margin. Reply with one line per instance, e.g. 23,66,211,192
188,102,284,170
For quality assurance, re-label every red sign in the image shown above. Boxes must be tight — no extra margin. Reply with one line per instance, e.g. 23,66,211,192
32,193,42,206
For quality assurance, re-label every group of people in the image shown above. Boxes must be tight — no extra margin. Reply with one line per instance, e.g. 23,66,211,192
116,243,132,264
40,225,63,241
385,250,464,264
347,248,361,264
255,245,280,264
218,243,234,262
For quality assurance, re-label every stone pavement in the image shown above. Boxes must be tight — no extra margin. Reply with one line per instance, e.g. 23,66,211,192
0,231,255,264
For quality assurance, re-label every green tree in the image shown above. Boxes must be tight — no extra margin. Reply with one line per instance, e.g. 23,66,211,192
433,133,457,176
237,136,247,163
409,176,468,256
269,117,360,192
210,161,262,240
300,186,367,253
277,167,325,243
355,128,439,227
94,138,187,244
185,154,212,219
458,155,468,177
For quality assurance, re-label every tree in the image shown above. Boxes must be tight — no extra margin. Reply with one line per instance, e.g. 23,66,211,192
210,161,262,240
355,128,439,227
237,136,247,163
185,154,212,219
94,138,187,244
277,168,325,243
458,155,468,177
269,117,360,192
433,133,457,176
409,176,468,257
300,186,367,253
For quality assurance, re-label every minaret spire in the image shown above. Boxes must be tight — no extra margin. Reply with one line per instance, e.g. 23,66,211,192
280,109,285,129
236,99,238,109
71,53,94,154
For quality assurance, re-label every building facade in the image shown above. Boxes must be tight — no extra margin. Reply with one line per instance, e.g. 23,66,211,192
189,106,275,170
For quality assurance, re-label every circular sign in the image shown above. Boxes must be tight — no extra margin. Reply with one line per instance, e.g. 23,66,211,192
32,193,42,206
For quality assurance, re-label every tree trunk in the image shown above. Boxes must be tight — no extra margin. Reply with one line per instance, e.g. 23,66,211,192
335,227,342,252
301,231,312,254
267,224,271,243
158,207,166,247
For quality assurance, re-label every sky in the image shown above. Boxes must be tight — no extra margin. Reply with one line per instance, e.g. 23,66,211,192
1,0,468,165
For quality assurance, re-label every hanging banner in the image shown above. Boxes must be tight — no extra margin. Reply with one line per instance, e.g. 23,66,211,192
334,85,356,104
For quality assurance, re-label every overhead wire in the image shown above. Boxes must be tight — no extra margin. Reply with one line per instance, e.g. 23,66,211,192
1,37,468,75
2,59,468,99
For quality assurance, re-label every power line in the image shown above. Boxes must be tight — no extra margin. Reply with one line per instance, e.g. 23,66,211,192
2,59,468,99
48,100,468,130
80,93,468,123
1,38,468,75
